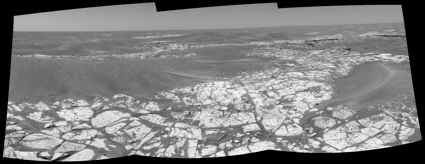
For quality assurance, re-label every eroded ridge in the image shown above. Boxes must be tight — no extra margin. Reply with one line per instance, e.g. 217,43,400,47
133,34,187,39
5,46,417,160
358,31,406,39
13,31,405,60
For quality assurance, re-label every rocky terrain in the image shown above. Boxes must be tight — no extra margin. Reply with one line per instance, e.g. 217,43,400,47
5,23,419,160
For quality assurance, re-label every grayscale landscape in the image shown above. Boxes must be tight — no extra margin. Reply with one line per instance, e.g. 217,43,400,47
5,22,419,160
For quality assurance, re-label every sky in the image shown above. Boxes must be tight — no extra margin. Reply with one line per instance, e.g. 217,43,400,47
13,4,404,31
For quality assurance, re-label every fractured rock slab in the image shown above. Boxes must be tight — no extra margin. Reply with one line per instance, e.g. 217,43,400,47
19,133,63,150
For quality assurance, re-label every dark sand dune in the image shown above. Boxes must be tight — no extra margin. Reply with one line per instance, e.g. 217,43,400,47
8,51,272,102
186,46,275,76
12,37,144,56
157,45,274,77
321,61,414,110
8,57,218,102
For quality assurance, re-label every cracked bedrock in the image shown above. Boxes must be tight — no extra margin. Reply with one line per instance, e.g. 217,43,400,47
6,23,420,160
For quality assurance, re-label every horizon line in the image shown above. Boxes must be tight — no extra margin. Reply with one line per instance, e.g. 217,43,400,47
13,21,404,33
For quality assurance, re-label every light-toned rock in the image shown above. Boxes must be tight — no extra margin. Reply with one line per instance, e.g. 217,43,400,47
62,149,95,161
89,138,110,151
56,107,94,121
13,151,47,161
248,141,276,153
54,141,87,153
313,116,337,129
228,145,251,156
61,129,98,141
242,123,261,133
91,110,131,128
20,133,63,149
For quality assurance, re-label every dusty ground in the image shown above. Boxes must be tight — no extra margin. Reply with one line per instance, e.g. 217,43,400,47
320,61,414,110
